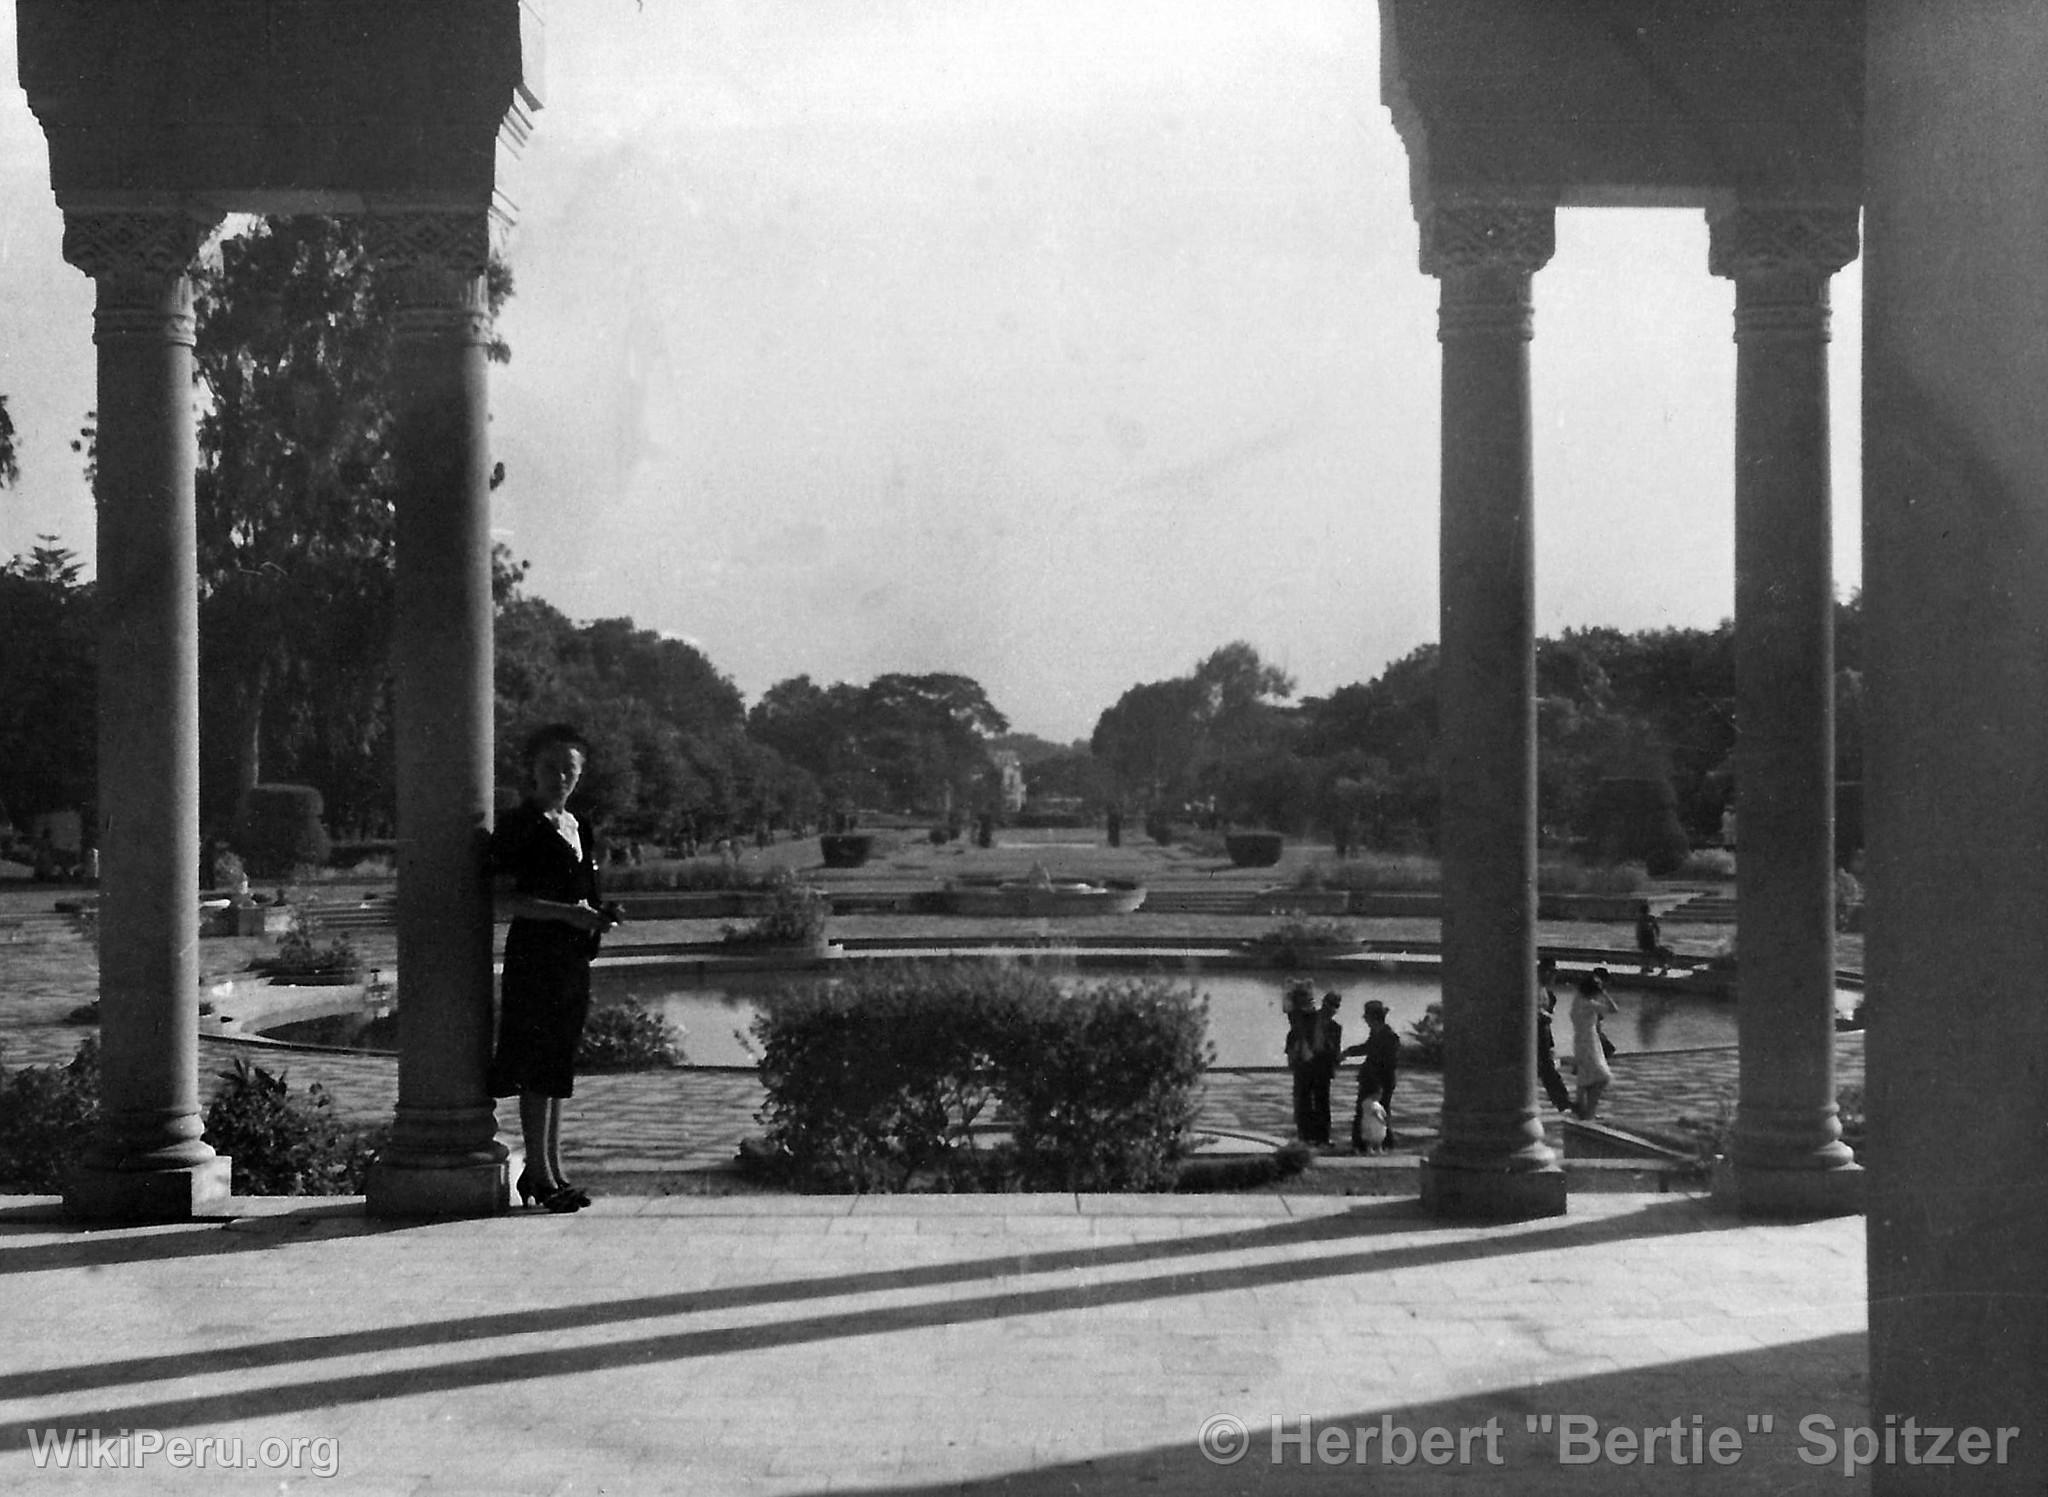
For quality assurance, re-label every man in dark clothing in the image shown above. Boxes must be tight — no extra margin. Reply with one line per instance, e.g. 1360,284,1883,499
1346,999,1401,1150
1303,992,1344,1145
1536,956,1575,1113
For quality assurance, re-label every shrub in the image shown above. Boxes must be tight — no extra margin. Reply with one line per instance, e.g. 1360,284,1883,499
721,872,831,947
1676,847,1737,879
578,999,688,1070
262,907,361,978
1295,852,1444,892
749,961,1209,1192
1144,812,1176,846
1405,1003,1446,1068
1245,914,1360,968
999,978,1210,1191
606,858,783,893
202,1057,385,1195
1584,777,1689,876
0,1036,101,1192
234,784,332,878
819,833,873,868
1537,859,1650,895
1225,831,1284,868
1174,1139,1314,1193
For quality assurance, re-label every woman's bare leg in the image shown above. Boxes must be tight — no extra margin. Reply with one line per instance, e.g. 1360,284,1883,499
518,1091,555,1191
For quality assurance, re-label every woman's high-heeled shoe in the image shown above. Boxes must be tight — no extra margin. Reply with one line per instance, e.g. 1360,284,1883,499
515,1169,584,1213
556,1181,593,1209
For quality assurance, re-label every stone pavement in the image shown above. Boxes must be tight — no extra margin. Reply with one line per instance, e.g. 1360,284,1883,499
0,1191,1871,1495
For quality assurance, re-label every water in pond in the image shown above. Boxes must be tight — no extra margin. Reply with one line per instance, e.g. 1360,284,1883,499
590,962,1848,1069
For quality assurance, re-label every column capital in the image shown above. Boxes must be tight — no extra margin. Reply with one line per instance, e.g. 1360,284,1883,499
364,210,494,339
1419,204,1556,278
1708,204,1860,281
61,210,221,340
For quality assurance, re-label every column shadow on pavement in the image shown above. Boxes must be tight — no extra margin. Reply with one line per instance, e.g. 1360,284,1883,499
0,1194,1771,1447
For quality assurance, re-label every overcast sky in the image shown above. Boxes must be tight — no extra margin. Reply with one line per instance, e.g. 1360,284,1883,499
0,1,1862,743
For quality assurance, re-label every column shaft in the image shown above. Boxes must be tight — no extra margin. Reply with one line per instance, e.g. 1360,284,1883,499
1418,205,1563,1221
364,213,506,1217
1710,208,1861,1217
61,210,231,1221
1865,8,2048,1486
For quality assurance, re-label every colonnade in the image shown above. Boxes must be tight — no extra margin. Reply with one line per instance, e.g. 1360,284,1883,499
62,207,506,1220
1420,200,1862,1220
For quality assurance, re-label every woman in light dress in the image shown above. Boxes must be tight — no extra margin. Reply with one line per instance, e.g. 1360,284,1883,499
1569,971,1619,1118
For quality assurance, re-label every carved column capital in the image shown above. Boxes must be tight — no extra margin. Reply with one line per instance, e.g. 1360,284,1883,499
1421,206,1555,342
1708,205,1860,280
1420,204,1556,277
364,210,494,343
62,210,221,344
1710,206,1860,342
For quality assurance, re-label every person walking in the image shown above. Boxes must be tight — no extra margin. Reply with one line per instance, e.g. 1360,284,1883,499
1536,956,1575,1114
1570,971,1620,1119
1346,999,1401,1150
488,722,619,1213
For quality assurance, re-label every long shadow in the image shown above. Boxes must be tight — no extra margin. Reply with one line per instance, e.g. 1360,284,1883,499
0,1201,422,1275
0,1195,1765,1445
775,1332,1873,1496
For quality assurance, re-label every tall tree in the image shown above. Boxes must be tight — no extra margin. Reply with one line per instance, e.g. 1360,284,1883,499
0,539,96,825
190,217,513,833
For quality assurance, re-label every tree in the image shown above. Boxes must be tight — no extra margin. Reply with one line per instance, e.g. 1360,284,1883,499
0,539,96,825
190,216,514,834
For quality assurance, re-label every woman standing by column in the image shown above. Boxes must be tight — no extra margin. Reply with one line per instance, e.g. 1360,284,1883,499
489,723,617,1212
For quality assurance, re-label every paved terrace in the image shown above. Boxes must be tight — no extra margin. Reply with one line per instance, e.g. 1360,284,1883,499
0,1193,1870,1495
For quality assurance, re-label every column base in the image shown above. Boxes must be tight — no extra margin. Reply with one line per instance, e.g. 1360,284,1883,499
1711,1157,1865,1219
66,1157,232,1223
1421,1160,1567,1221
365,1158,509,1219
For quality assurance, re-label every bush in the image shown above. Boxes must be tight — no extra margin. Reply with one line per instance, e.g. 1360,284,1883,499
1295,852,1443,892
1676,847,1737,879
606,858,783,893
1144,813,1176,846
261,907,361,979
0,1036,101,1192
1245,914,1360,968
202,1057,386,1195
721,871,831,947
578,999,688,1070
234,784,332,878
819,833,873,869
1225,831,1284,868
1584,777,1689,877
748,961,1209,1192
1537,859,1650,895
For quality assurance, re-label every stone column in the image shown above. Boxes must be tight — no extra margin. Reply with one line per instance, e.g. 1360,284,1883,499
1708,206,1863,1218
61,209,231,1221
1418,204,1565,1221
363,210,507,1218
1865,7,2048,1487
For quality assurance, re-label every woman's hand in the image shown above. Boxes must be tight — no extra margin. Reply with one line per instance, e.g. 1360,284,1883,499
562,901,608,933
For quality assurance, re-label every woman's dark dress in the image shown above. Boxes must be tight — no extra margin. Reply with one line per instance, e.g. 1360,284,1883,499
488,802,603,1099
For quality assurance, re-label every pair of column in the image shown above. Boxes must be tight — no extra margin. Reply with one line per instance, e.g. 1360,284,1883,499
62,209,504,1221
1418,201,1860,1219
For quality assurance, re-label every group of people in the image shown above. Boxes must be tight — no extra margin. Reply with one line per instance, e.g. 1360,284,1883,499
1288,958,1621,1151
1283,982,1400,1152
1538,957,1620,1119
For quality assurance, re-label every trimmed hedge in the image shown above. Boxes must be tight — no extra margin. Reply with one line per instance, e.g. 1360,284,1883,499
235,783,331,878
1225,831,1284,868
749,961,1210,1192
819,833,873,869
